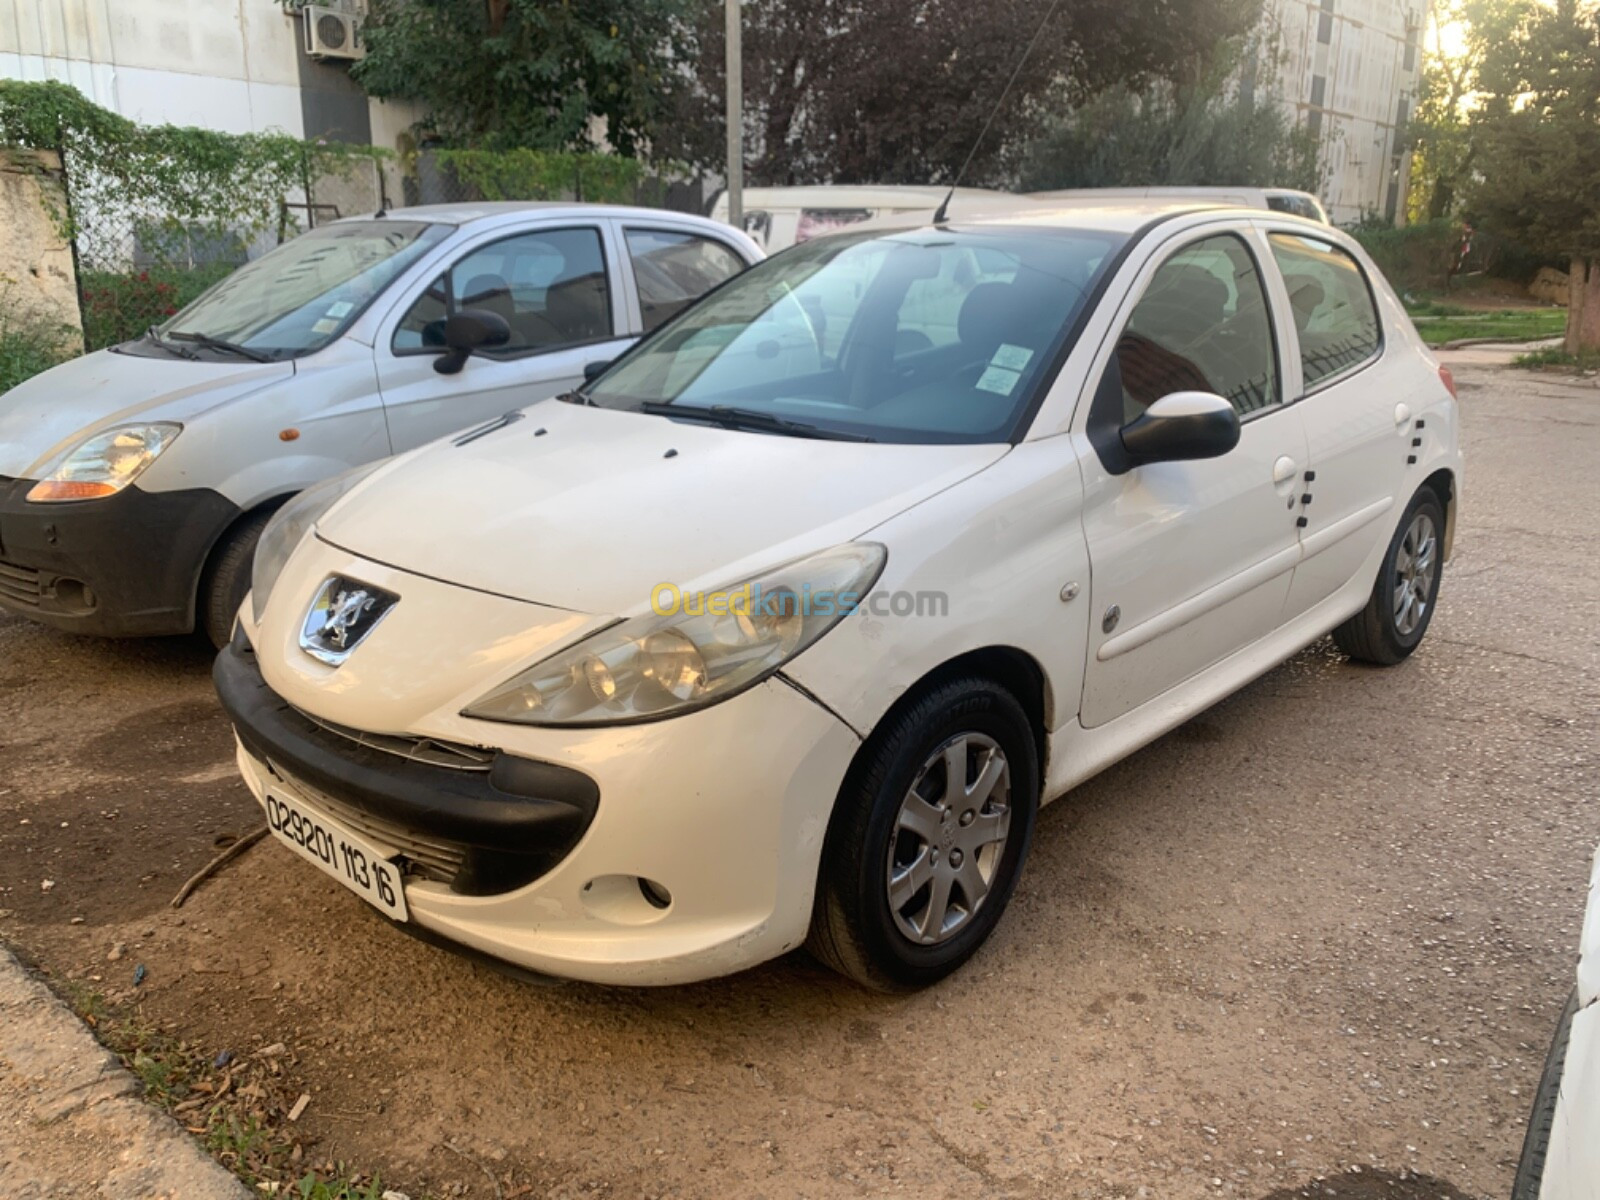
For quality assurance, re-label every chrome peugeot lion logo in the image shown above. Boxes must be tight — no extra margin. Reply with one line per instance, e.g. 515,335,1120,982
299,576,398,666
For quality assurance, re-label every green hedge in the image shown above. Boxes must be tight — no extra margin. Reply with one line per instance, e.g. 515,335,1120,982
78,264,236,352
1349,220,1462,294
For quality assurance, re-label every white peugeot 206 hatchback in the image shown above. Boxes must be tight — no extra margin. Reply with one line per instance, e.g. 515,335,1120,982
219,201,1461,990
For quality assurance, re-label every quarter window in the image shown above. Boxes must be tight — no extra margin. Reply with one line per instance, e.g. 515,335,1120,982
624,229,746,334
1268,233,1381,387
1113,234,1280,421
393,227,611,355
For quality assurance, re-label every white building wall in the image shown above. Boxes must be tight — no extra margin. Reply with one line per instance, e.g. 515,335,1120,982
1258,0,1422,225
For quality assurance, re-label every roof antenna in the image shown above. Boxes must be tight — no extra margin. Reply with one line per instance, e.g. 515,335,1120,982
932,0,1064,226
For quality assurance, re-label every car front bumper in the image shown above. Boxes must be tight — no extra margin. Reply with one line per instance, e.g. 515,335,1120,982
220,635,863,987
0,475,240,636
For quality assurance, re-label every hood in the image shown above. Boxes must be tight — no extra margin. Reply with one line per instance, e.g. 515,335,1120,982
0,347,293,479
319,400,1008,616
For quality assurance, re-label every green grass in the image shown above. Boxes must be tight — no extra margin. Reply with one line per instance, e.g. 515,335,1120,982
1513,346,1600,370
1406,307,1567,346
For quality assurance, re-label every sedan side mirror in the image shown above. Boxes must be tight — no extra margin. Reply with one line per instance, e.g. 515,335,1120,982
1119,392,1241,467
433,309,512,375
583,359,613,383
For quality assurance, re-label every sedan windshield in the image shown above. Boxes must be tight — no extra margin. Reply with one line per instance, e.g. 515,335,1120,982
586,225,1123,443
158,221,450,359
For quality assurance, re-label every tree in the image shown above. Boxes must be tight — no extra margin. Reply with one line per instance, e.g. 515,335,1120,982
1470,0,1600,351
656,0,1263,186
352,0,694,154
1014,56,1320,194
1406,0,1531,220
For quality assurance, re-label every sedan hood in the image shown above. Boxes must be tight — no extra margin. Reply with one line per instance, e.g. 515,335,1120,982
0,347,292,478
319,400,1008,616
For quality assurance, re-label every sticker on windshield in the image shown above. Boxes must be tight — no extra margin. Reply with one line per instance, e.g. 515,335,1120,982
975,365,1021,396
326,300,354,318
991,343,1034,372
311,318,339,335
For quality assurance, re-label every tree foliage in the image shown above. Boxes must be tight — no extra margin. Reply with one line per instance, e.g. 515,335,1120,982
353,0,693,154
1406,0,1532,220
656,0,1263,185
1014,60,1320,193
1469,0,1600,350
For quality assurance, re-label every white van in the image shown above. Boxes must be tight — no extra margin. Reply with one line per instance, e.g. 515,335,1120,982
0,203,760,646
710,185,1015,252
1029,187,1330,224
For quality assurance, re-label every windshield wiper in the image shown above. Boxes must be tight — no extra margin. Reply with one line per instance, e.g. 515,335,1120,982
167,331,274,362
638,401,874,442
143,326,200,360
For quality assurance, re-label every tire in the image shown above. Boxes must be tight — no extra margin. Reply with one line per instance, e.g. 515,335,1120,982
198,510,273,650
807,675,1038,991
1332,486,1445,665
1512,987,1578,1200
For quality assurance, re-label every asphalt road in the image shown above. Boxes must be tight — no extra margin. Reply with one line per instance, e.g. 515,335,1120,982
0,362,1596,1199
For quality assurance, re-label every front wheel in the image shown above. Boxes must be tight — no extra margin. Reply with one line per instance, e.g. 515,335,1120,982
199,510,273,650
807,676,1038,991
1332,487,1446,665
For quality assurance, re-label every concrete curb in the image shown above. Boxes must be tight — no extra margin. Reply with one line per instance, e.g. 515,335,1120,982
0,944,249,1199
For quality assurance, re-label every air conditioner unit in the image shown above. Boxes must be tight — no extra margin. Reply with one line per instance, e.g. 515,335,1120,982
304,5,364,61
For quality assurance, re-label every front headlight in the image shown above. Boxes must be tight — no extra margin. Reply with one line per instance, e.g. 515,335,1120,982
250,463,381,625
463,542,887,727
27,424,182,502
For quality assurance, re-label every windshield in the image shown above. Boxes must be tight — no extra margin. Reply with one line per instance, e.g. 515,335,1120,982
158,221,450,359
586,225,1123,444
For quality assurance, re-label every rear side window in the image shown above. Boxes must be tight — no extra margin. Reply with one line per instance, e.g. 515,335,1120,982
394,227,612,355
1268,233,1381,388
1114,233,1280,420
624,229,746,334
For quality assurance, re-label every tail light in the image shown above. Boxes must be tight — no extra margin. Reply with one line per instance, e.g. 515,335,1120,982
1438,365,1457,399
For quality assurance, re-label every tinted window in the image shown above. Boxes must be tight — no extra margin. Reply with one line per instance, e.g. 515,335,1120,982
1268,233,1381,387
1114,234,1279,421
587,227,1121,444
393,227,610,354
624,229,746,333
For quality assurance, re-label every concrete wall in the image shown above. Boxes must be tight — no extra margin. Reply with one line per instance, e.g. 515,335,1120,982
0,0,422,151
0,149,83,348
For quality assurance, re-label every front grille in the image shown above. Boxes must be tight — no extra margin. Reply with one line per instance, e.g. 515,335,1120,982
0,560,42,608
294,709,495,772
261,756,467,884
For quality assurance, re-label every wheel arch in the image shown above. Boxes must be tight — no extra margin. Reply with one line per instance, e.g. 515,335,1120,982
1421,467,1456,561
193,491,296,621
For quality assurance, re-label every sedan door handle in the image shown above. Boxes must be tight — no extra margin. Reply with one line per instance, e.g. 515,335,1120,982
1272,455,1298,485
1394,402,1412,429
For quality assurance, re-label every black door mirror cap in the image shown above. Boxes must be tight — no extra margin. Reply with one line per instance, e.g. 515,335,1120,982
1119,391,1242,467
433,309,512,375
583,359,614,383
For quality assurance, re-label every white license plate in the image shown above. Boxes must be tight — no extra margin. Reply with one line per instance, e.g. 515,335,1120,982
265,790,408,921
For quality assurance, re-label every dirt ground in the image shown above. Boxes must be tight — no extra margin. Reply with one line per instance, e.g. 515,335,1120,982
1,362,1597,1200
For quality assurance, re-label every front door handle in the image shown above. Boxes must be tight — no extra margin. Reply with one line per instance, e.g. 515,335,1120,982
1394,402,1412,429
1272,455,1298,485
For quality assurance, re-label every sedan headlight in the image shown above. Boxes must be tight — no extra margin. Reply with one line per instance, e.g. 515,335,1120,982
464,543,887,727
27,424,182,502
250,463,381,625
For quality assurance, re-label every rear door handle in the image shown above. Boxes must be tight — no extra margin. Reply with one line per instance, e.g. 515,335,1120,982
1272,455,1298,485
1394,402,1412,429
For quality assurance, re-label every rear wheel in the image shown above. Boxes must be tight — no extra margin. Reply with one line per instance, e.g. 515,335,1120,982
199,510,273,649
1332,488,1445,665
807,676,1038,991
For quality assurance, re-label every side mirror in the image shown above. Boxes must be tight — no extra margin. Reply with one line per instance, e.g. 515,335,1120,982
433,309,512,375
1119,392,1241,466
583,359,613,383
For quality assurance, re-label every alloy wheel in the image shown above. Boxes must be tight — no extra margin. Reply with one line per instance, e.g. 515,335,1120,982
886,732,1012,945
1392,511,1438,637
